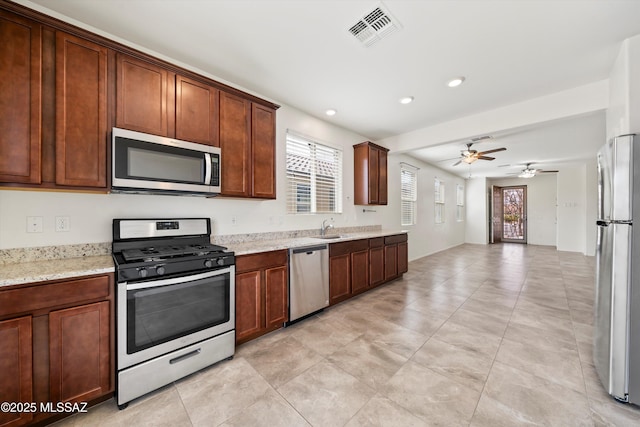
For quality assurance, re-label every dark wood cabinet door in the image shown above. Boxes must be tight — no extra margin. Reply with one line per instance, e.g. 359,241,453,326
353,142,389,206
251,103,276,198
378,149,388,205
329,254,351,305
219,91,251,197
265,265,287,328
116,54,174,136
235,270,262,343
368,147,379,204
55,32,108,188
175,75,219,146
0,316,33,427
0,11,41,184
49,301,111,404
369,246,385,286
351,249,369,295
384,244,398,281
397,241,408,274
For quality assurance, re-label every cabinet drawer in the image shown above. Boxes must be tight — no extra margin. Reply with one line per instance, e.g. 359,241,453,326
0,275,111,318
330,239,369,257
236,250,287,273
369,237,384,248
384,234,408,245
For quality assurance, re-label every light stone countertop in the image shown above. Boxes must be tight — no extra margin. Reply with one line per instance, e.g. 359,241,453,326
224,230,408,256
0,255,115,287
0,230,407,287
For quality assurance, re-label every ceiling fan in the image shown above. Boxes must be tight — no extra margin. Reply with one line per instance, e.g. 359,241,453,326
452,143,506,166
513,163,559,178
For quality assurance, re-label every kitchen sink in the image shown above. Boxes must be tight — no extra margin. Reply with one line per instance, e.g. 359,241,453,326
313,234,344,240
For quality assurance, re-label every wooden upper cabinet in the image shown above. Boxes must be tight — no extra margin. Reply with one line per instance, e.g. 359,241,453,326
175,75,219,146
219,91,251,197
354,141,389,205
378,148,388,204
55,32,108,188
0,316,33,427
0,10,42,184
251,103,276,198
116,53,175,137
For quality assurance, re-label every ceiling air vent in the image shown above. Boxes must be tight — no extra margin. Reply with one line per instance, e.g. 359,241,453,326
471,135,493,142
349,3,402,47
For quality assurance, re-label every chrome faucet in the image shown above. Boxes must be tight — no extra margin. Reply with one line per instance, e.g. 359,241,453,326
321,219,334,236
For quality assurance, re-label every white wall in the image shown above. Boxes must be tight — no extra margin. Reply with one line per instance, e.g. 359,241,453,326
557,165,587,253
382,154,466,260
489,174,558,247
465,177,488,244
607,34,640,138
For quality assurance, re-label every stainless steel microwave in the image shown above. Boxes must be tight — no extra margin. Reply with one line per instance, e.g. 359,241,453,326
112,128,221,196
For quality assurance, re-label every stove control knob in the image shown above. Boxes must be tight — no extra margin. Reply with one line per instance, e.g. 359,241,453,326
156,266,166,275
216,258,225,266
138,268,148,278
204,259,213,268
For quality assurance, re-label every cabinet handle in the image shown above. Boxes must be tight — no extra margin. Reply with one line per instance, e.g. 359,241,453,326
169,348,201,364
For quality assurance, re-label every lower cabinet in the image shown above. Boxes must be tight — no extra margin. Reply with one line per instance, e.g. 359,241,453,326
330,234,408,306
0,317,33,427
0,274,114,427
369,238,385,287
384,234,409,281
329,239,369,305
49,302,111,404
235,250,288,345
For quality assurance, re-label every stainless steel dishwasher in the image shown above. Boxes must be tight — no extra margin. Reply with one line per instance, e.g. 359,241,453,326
288,244,329,324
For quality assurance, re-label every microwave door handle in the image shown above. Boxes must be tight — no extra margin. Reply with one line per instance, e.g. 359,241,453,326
204,153,212,185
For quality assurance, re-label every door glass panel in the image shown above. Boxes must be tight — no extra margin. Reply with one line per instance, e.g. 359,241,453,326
502,187,526,241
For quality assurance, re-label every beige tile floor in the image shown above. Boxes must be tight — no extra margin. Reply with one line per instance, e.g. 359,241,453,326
55,243,640,426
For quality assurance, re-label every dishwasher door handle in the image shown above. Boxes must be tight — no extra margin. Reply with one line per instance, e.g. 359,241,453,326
290,245,327,254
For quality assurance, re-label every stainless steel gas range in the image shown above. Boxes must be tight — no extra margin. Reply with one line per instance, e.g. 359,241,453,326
112,218,235,409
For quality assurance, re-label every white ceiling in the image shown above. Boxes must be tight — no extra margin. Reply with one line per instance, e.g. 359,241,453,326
21,0,640,178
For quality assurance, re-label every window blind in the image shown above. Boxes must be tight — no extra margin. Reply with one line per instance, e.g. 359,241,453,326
286,132,343,214
400,165,417,226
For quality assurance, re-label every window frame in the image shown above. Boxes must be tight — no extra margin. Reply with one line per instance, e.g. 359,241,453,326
286,131,343,215
400,164,418,226
435,178,445,224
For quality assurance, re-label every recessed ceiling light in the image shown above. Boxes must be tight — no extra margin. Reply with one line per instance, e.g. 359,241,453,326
447,77,465,88
325,109,337,116
399,96,414,104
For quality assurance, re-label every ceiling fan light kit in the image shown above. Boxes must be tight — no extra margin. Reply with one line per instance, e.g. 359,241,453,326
453,142,506,166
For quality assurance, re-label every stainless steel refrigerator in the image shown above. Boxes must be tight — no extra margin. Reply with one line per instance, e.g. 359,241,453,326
594,133,640,404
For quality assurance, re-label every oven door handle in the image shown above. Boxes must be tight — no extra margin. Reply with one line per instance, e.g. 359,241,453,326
123,267,233,290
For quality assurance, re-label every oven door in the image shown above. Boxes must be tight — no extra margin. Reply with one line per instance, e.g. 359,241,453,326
117,267,234,370
112,127,220,195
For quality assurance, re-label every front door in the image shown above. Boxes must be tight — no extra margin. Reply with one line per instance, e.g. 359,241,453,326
501,186,527,243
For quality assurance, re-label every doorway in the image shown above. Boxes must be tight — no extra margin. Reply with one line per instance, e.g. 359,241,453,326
490,185,527,243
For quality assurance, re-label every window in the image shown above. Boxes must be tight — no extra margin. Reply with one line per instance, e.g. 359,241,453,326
400,164,418,226
435,178,445,224
286,131,343,214
456,184,464,222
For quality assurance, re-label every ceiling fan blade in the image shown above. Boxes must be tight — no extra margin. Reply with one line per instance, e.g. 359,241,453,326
452,160,462,166
477,147,506,155
539,170,559,173
477,156,495,161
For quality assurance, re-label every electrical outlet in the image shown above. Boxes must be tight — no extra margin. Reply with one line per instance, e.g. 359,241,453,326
231,216,237,226
27,216,43,233
55,216,70,232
